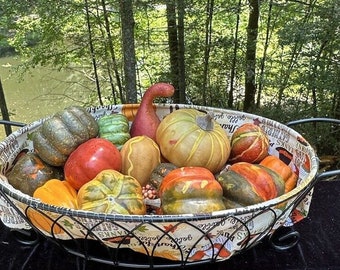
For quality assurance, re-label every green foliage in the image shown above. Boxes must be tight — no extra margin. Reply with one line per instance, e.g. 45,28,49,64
0,0,338,119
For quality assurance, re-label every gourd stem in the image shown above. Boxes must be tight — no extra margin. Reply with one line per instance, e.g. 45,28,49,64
196,112,214,131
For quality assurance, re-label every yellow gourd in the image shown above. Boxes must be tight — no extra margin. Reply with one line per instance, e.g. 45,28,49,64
120,136,161,186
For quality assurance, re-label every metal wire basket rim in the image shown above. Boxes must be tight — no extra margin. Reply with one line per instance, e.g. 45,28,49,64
0,166,317,222
0,103,319,222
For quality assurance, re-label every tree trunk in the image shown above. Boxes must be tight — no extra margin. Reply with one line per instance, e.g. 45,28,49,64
166,1,180,103
101,0,122,104
310,40,328,118
177,0,186,103
84,0,103,105
228,0,242,109
120,0,137,103
0,79,13,136
202,0,214,106
244,0,260,113
257,0,273,108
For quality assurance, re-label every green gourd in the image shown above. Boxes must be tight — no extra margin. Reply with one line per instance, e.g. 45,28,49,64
77,169,146,215
6,152,64,196
98,114,130,150
32,106,98,166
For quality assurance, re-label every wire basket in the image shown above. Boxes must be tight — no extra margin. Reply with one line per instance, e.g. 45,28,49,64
0,104,320,268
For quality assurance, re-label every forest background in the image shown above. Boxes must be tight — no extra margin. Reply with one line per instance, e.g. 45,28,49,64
0,0,339,166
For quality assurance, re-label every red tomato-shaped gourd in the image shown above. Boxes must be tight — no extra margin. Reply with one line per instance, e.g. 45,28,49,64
64,138,122,190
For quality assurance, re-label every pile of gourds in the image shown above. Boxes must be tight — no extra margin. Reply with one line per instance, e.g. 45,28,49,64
6,82,298,221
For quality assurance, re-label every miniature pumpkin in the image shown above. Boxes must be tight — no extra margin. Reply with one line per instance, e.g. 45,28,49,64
229,123,269,164
120,135,161,187
217,162,285,208
64,138,122,190
77,169,146,215
32,106,98,166
156,108,231,174
98,114,131,150
28,179,78,234
260,155,298,193
159,167,226,215
6,152,63,196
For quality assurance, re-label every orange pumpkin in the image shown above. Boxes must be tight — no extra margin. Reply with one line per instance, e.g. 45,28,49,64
260,155,298,193
28,179,78,234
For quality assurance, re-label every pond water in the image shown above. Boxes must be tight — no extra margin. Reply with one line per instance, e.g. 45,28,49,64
0,56,93,140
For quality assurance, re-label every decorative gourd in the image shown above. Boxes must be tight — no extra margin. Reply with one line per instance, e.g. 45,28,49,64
159,167,226,215
260,155,298,193
28,179,78,234
120,135,161,187
149,162,177,189
130,82,175,141
98,114,130,150
64,138,122,190
32,106,98,166
6,152,63,196
77,169,146,215
217,162,285,208
156,108,231,174
260,165,286,196
229,123,269,164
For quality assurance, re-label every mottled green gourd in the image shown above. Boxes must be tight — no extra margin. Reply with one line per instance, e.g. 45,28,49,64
77,169,146,215
32,106,99,167
6,152,64,196
149,162,177,189
98,114,131,150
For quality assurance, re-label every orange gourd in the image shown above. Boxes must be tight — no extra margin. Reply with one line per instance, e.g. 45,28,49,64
28,179,78,234
260,155,298,193
217,162,285,207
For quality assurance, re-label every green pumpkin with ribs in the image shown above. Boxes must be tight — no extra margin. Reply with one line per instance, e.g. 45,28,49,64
32,106,98,167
